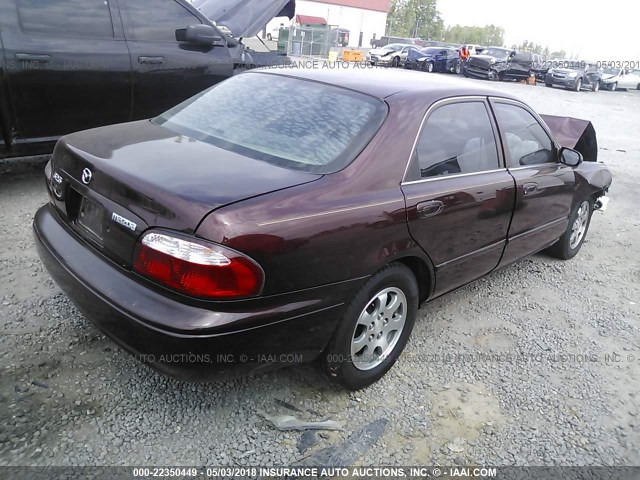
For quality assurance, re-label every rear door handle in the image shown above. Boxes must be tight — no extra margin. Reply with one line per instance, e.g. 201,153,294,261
138,56,165,64
523,183,538,196
16,53,51,62
416,200,444,219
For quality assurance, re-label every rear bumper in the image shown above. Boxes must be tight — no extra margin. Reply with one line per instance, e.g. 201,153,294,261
33,204,357,380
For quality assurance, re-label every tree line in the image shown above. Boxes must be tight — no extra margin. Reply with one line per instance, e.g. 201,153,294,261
387,0,564,58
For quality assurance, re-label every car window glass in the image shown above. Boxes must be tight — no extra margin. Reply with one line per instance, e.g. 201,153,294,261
119,0,201,42
412,102,500,179
494,103,556,167
155,73,387,174
17,0,114,38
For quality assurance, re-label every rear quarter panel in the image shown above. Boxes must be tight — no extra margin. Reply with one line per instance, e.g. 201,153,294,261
196,95,433,296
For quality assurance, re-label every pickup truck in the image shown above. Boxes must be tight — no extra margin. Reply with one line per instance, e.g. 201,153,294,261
0,0,291,159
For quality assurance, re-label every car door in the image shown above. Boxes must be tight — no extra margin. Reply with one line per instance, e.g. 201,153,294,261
506,52,531,79
401,98,516,297
117,0,234,120
1,0,131,142
490,98,576,267
434,49,447,70
619,69,640,89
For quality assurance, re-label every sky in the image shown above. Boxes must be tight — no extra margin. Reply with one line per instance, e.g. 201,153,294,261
438,0,637,61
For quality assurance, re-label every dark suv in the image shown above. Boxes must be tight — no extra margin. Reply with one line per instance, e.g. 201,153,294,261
0,0,271,159
464,47,543,81
545,61,602,92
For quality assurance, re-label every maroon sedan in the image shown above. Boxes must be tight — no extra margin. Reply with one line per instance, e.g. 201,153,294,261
34,68,611,390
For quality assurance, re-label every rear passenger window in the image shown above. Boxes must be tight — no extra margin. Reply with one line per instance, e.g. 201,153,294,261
17,0,114,38
493,103,556,168
119,0,201,42
410,102,500,180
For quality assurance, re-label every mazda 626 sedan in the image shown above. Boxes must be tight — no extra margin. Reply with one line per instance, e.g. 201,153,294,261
34,68,612,390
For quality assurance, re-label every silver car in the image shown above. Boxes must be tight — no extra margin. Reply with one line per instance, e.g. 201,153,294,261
367,43,416,67
600,68,640,91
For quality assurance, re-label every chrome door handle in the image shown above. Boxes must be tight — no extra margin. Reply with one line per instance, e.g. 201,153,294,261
417,200,444,219
523,183,538,195
16,53,51,62
138,56,165,64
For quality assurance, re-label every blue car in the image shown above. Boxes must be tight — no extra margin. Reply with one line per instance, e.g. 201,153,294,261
405,47,461,73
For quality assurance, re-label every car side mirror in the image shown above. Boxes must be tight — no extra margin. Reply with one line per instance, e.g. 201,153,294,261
559,147,583,167
177,25,225,47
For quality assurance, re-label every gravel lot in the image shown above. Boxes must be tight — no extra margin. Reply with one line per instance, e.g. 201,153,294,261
1,77,639,468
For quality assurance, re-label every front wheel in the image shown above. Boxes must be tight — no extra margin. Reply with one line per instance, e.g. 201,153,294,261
610,82,618,91
392,56,400,68
266,33,273,41
322,264,418,390
547,199,593,260
427,61,434,73
573,78,583,91
592,81,600,92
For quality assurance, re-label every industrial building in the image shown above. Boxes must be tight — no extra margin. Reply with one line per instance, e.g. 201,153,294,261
265,0,390,48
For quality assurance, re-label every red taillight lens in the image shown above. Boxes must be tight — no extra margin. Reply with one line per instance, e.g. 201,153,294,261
133,232,263,299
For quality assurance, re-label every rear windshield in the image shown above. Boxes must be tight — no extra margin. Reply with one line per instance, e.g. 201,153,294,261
154,73,387,174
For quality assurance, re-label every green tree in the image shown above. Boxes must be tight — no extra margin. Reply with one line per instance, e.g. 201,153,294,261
550,50,567,59
387,0,443,40
444,24,504,46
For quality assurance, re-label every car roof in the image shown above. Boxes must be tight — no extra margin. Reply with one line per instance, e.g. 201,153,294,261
254,67,519,102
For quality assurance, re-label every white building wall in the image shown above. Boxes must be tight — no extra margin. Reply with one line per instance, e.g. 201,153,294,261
266,0,387,48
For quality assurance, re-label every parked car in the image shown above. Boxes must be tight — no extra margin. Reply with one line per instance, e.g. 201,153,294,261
370,36,414,48
464,48,544,81
461,44,484,56
34,69,612,390
545,61,602,92
0,0,292,159
600,67,640,91
463,46,512,79
405,47,461,73
367,43,415,67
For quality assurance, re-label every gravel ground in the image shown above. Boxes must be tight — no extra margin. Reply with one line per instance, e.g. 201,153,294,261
0,79,639,467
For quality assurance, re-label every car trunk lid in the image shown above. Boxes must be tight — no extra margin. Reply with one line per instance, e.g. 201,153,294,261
49,120,321,265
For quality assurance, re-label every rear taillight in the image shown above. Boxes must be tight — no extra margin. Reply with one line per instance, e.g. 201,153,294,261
133,231,264,300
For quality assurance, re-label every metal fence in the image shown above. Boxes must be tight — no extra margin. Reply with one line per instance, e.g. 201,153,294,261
279,26,335,58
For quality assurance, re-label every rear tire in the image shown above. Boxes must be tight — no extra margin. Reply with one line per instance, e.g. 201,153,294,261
267,33,273,41
322,264,418,390
547,198,593,260
545,82,553,88
592,81,600,92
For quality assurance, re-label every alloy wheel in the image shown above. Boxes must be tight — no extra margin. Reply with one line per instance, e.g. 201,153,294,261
350,287,407,371
569,201,590,249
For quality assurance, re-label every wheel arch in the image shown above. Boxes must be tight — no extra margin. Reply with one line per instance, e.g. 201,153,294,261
393,254,435,304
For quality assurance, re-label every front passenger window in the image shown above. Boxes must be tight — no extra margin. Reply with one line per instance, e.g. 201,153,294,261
120,0,201,42
493,103,556,168
411,102,500,179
